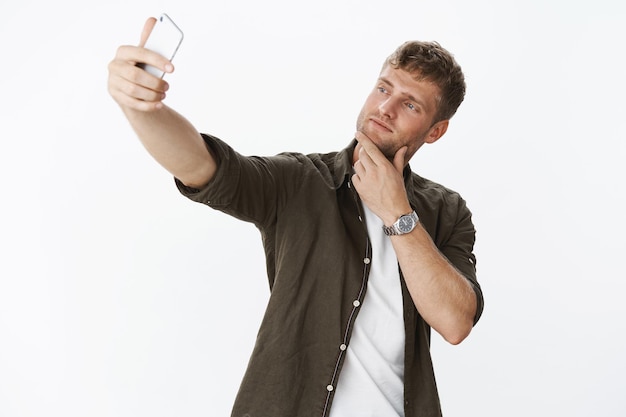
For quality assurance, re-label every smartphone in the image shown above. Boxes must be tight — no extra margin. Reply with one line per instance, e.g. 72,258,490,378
138,13,184,78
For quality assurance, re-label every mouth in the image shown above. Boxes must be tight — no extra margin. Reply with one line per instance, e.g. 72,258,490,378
369,117,393,132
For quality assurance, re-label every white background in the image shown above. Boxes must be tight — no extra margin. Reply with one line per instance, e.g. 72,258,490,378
1,0,625,416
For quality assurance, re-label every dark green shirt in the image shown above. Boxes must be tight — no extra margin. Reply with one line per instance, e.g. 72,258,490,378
176,134,484,417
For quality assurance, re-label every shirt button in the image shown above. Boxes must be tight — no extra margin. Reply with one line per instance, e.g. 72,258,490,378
363,257,371,264
353,300,361,307
340,344,347,351
327,385,334,392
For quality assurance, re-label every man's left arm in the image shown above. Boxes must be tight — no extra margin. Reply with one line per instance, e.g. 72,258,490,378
352,132,478,345
389,222,478,345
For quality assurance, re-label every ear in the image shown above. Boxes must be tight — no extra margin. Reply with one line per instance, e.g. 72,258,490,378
424,120,449,144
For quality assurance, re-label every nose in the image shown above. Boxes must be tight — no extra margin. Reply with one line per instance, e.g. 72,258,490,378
378,97,396,119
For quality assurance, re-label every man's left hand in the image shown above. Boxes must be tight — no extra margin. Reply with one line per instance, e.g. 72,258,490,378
351,131,412,226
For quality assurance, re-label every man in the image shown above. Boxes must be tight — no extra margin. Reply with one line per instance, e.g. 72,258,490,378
108,17,484,417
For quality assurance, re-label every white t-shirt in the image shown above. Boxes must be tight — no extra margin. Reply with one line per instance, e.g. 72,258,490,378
329,202,406,417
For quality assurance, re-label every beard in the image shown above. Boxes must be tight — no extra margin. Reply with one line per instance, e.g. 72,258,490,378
356,113,401,161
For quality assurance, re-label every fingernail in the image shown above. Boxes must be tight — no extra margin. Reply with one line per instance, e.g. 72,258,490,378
165,63,174,72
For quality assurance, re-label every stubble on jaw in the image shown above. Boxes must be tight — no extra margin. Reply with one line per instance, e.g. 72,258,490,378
355,121,421,164
356,114,395,161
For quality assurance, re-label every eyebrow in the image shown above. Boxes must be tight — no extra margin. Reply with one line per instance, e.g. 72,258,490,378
379,76,427,110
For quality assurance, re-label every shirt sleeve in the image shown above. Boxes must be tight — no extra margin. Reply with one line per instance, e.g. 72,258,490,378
409,175,484,326
439,196,484,325
175,133,305,228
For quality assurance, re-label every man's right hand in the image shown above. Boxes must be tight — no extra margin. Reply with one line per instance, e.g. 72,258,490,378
108,17,217,189
107,18,175,112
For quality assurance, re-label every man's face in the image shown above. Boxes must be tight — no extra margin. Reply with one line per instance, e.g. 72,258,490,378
356,65,447,164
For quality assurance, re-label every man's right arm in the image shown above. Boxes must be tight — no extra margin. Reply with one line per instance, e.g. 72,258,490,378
107,18,215,189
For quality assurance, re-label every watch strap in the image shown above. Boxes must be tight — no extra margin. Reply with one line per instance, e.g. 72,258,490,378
382,210,419,236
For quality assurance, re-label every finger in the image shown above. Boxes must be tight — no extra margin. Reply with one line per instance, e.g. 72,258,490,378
351,172,365,193
353,142,373,171
353,156,365,178
109,80,164,112
109,58,169,95
354,130,373,150
354,131,385,165
357,145,374,170
109,78,164,106
353,142,362,159
134,17,175,76
108,65,169,110
114,44,141,64
121,77,166,102
139,17,157,47
114,45,175,77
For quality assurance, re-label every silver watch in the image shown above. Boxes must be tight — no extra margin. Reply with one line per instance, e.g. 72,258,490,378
382,211,419,236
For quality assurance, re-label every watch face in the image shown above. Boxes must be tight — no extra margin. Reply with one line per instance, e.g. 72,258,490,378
398,215,415,233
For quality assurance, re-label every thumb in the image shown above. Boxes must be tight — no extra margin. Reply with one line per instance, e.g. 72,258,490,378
139,17,157,47
393,146,407,174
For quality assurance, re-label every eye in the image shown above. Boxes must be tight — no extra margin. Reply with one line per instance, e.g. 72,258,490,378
406,102,418,112
377,86,388,94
